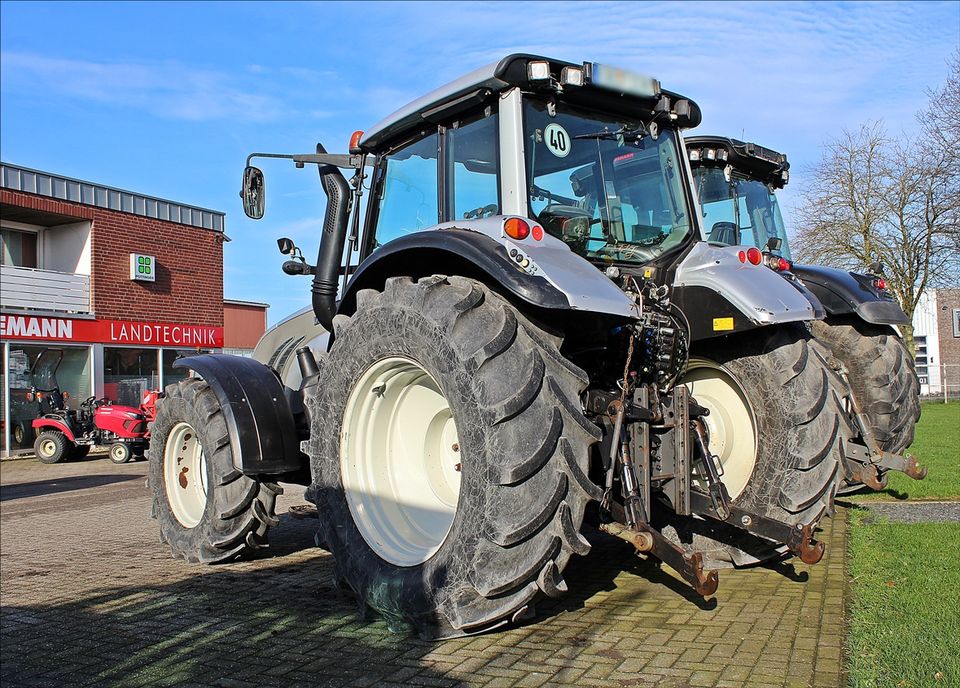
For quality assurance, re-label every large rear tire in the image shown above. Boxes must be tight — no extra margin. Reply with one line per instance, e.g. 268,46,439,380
810,319,920,454
669,325,850,567
148,378,282,563
34,430,70,464
306,276,600,638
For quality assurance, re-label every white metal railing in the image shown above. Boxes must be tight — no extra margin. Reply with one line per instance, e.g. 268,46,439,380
0,264,91,313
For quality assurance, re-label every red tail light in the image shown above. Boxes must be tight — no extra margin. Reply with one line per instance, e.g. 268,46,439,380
531,224,544,241
778,257,792,272
503,218,530,240
873,277,887,290
738,250,746,263
746,247,763,265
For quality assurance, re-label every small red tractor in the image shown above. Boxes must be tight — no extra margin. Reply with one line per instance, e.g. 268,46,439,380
27,349,159,464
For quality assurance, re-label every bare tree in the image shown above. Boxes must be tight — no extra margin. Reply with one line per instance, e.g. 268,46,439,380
795,61,960,352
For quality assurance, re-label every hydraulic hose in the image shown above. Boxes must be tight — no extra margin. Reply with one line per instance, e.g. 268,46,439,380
311,143,350,331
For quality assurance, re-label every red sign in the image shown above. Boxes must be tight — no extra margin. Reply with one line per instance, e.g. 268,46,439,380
0,314,224,347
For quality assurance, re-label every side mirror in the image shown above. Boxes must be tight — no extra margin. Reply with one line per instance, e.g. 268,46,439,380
766,236,783,252
241,166,265,219
277,237,295,255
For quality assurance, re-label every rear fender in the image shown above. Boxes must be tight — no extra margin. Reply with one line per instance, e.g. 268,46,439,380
791,264,910,326
340,217,637,320
673,243,819,341
32,417,76,442
173,354,307,476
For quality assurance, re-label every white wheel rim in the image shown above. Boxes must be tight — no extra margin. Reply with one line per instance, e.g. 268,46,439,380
111,445,126,461
682,359,757,499
340,356,462,567
163,422,208,528
39,439,56,457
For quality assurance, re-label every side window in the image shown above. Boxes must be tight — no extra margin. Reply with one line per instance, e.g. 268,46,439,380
446,113,499,220
373,132,439,248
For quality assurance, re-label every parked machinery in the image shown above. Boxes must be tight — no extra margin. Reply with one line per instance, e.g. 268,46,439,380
687,136,924,493
28,349,157,464
148,56,915,637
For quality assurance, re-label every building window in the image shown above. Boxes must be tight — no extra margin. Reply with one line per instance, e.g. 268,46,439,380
3,344,91,452
104,347,159,407
953,308,960,338
914,336,928,385
162,349,205,390
1,228,39,268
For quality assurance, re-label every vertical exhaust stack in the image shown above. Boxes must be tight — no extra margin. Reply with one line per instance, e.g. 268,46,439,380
311,143,351,331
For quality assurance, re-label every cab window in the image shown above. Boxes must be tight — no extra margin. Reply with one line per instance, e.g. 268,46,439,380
372,132,440,249
445,113,499,220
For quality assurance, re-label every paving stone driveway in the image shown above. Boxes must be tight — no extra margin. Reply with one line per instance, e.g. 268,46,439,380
0,456,847,688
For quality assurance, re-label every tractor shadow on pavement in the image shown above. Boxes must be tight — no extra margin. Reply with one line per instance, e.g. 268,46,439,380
0,473,142,502
0,513,469,688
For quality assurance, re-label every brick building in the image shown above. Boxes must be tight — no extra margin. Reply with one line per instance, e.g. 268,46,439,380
0,162,233,455
912,287,960,397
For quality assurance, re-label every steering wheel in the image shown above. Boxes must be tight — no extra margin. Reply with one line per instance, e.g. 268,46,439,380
463,204,498,220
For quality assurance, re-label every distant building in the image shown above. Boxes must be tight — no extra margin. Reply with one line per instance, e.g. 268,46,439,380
1,161,267,456
222,299,269,357
912,288,960,397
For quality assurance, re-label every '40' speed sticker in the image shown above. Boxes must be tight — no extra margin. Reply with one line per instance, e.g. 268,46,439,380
544,123,571,158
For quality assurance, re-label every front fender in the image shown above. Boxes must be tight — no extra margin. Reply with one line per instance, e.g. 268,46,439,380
341,217,637,319
32,417,76,442
173,354,306,476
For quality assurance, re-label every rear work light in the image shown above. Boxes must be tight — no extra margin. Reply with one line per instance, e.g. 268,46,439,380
765,254,792,272
745,247,763,265
503,218,530,240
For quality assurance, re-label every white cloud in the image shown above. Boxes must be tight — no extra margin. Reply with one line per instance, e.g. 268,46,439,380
0,52,285,122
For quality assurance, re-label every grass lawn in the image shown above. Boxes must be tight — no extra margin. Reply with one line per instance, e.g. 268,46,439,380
847,510,960,687
853,401,960,501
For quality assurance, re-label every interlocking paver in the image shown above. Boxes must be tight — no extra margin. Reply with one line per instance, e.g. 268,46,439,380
1,456,849,687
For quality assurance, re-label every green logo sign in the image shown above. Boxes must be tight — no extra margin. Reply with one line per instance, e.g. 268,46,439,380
130,253,156,281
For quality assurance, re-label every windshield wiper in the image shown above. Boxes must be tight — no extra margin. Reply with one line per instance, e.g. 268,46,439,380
573,125,648,143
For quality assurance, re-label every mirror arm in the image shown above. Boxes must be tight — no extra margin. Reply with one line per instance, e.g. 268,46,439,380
245,151,367,170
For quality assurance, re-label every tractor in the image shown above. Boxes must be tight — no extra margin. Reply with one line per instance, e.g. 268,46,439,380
686,136,924,492
28,349,156,464
150,55,872,638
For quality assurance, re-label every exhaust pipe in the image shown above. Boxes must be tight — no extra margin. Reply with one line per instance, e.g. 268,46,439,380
311,143,350,331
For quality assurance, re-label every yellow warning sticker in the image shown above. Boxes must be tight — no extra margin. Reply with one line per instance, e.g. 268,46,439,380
713,317,734,331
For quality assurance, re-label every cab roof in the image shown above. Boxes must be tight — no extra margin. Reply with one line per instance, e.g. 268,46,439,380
359,54,700,152
686,135,790,189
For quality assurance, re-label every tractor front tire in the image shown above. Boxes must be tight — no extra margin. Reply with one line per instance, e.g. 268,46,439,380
671,325,851,568
306,276,600,639
148,378,282,564
109,442,133,464
34,430,70,464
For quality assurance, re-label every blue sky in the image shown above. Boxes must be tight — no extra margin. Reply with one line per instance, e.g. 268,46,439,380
2,1,957,324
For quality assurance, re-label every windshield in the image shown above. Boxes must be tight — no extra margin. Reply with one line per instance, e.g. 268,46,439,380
694,167,792,260
31,349,62,391
523,98,695,265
